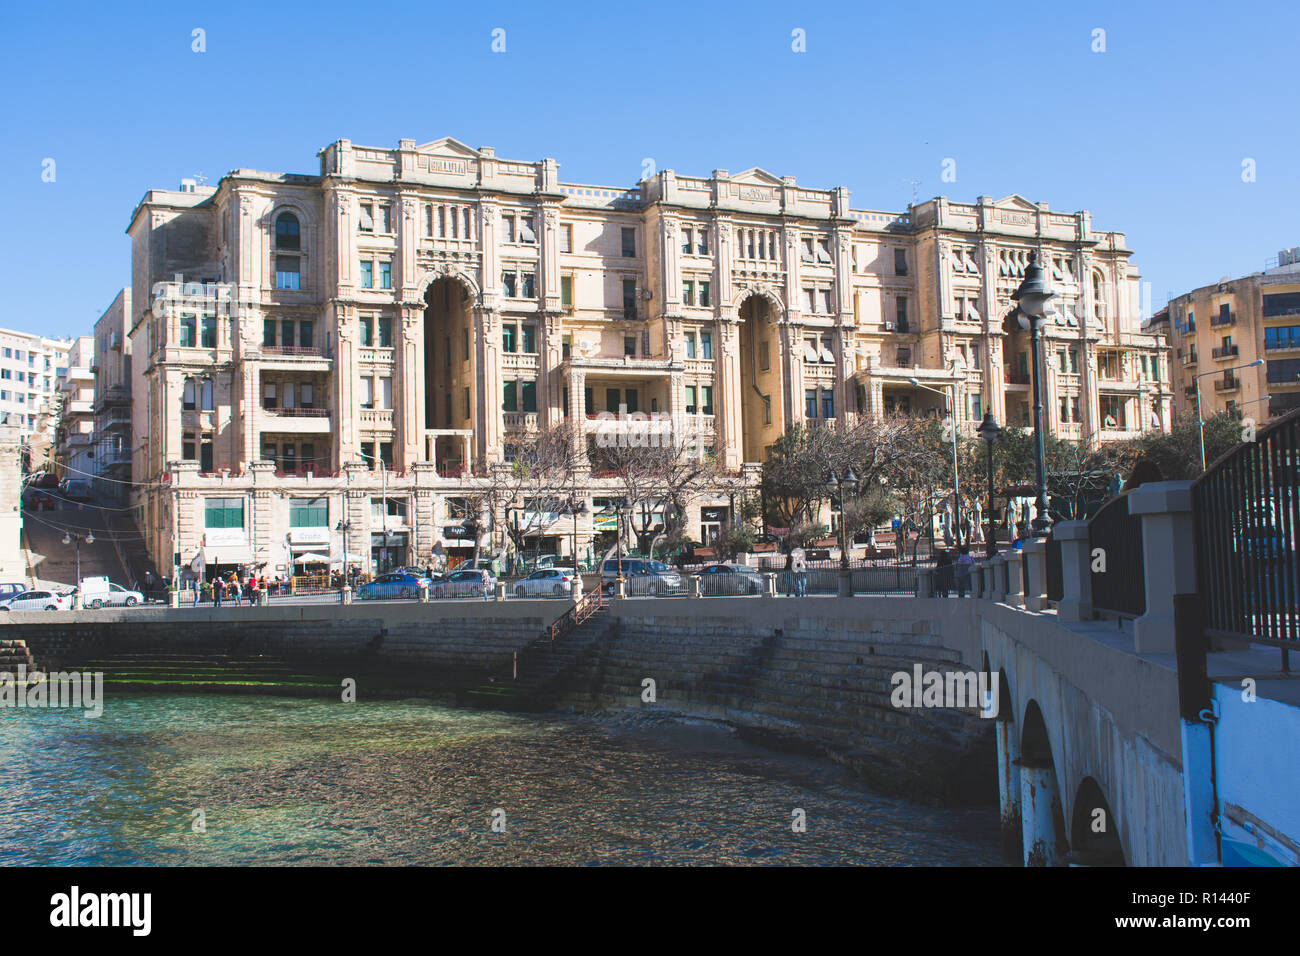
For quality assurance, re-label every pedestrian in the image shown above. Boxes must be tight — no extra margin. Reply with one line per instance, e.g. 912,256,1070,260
230,573,242,607
935,549,954,598
955,546,974,598
783,550,795,597
791,547,808,598
214,576,224,607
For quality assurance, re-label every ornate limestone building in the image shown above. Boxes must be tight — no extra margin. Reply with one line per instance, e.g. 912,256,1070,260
125,137,1169,579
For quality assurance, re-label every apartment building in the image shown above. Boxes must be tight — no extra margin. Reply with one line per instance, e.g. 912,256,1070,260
54,335,95,485
92,289,133,502
0,328,72,468
125,137,1169,581
1164,249,1300,423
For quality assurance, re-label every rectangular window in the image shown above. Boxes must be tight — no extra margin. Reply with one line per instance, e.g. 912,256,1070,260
359,203,374,232
700,332,712,359
560,224,572,253
380,377,392,410
503,324,517,353
289,497,329,528
605,388,621,413
183,433,196,461
301,382,314,408
621,227,636,258
262,381,277,410
806,389,818,419
502,272,517,298
358,377,373,409
822,290,834,315
360,317,373,347
1068,346,1078,373
299,320,313,349
379,261,392,290
522,324,537,354
697,229,708,256
682,228,693,255
180,314,197,347
263,318,276,347
521,380,537,413
520,215,536,244
560,275,573,311
684,333,696,359
377,317,392,348
763,395,772,425
624,388,639,413
623,279,637,320
182,378,196,411
700,386,714,416
275,256,300,290
682,280,694,306
204,497,244,530
699,281,711,307
502,381,518,413
201,316,217,348
521,272,536,298
199,437,213,472
379,205,392,234
894,248,908,276
821,389,834,420
970,393,982,420
624,336,636,356
685,385,697,415
503,215,516,243
360,260,373,288
896,297,909,332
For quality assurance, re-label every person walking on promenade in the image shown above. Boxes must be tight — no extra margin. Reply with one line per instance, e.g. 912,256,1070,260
214,576,224,607
192,578,201,606
935,548,954,598
955,546,974,598
783,550,795,597
791,547,808,597
230,573,242,607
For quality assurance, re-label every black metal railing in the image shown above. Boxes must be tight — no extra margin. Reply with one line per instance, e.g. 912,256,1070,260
1046,532,1063,602
1193,408,1300,669
1088,489,1147,618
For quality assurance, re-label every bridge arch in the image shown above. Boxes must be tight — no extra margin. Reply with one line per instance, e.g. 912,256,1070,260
1019,700,1067,866
1069,776,1126,866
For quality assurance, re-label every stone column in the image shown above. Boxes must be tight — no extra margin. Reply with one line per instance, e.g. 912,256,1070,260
988,556,1007,601
1017,758,1064,866
1054,520,1093,622
1023,539,1049,611
1129,480,1196,655
995,712,1023,861
971,563,985,600
717,316,742,470
1004,553,1025,606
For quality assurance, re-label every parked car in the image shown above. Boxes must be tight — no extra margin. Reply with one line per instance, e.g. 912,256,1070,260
696,562,765,595
356,570,429,600
513,567,577,597
79,576,145,608
59,479,94,501
0,583,27,601
0,589,73,612
601,558,683,595
433,568,497,598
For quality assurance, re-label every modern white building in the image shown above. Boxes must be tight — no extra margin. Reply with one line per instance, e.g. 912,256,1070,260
0,328,72,471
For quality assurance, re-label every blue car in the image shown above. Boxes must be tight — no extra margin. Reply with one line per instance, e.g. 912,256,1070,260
356,570,429,601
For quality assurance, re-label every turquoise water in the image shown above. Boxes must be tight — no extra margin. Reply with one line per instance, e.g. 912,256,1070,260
0,694,1000,865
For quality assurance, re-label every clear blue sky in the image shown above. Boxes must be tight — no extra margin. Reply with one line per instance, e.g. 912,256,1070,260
2,0,1296,339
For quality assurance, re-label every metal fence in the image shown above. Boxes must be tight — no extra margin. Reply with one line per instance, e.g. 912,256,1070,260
775,566,918,596
1193,407,1300,666
1088,489,1147,618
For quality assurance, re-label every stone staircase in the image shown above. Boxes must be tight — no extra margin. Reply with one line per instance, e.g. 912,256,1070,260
73,652,337,696
0,638,36,673
464,603,614,710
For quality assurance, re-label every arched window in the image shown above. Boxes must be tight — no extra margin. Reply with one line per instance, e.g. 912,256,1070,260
275,212,300,250
1092,270,1106,320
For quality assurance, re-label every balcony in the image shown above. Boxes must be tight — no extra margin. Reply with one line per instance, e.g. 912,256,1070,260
1211,345,1240,360
503,412,539,431
502,352,539,372
1004,368,1031,386
1185,351,1199,366
358,407,394,429
1210,311,1237,328
255,345,331,370
1214,376,1241,393
261,406,333,432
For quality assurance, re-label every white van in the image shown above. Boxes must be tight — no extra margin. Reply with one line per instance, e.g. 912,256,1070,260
80,575,144,608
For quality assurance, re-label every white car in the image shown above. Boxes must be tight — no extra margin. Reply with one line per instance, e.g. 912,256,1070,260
82,582,145,608
0,589,74,612
513,567,578,597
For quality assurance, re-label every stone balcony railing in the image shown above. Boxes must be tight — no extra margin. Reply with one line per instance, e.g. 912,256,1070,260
358,407,395,428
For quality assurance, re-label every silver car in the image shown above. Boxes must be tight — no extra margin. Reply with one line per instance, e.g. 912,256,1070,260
83,583,145,608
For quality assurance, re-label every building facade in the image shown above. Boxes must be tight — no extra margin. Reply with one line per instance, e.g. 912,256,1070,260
1163,250,1300,424
0,328,72,470
54,335,95,485
92,289,133,502
126,137,1169,580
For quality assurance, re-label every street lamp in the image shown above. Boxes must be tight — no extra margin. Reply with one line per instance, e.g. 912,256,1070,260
1010,251,1057,538
976,413,1002,559
62,529,95,606
1193,359,1265,470
335,518,353,585
825,466,859,596
910,376,963,546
